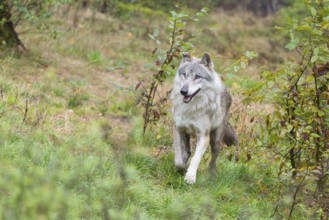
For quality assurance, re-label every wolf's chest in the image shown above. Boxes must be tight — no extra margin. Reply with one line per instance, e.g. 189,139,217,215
173,102,224,135
174,109,212,134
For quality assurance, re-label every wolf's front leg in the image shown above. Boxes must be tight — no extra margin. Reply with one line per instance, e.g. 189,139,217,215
185,134,209,184
174,128,191,172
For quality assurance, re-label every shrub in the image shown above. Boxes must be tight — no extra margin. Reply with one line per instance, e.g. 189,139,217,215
244,1,329,218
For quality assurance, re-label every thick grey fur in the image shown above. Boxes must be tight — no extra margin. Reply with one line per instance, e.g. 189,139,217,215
171,52,238,184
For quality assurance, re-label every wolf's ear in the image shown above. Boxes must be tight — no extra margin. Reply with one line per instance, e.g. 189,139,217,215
200,53,212,67
182,52,191,62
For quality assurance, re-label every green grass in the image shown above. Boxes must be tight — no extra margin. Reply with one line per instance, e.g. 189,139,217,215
0,7,320,220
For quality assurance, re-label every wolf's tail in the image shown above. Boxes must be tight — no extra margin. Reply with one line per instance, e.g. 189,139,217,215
223,123,238,146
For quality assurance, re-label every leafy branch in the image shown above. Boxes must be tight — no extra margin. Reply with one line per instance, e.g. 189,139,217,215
137,8,208,134
244,1,329,218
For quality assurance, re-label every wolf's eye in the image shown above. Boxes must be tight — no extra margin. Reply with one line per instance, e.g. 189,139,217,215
181,72,186,78
195,75,202,80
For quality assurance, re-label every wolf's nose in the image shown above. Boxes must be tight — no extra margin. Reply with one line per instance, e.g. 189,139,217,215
180,89,188,96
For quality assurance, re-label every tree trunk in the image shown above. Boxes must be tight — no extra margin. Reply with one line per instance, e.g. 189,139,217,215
0,1,25,49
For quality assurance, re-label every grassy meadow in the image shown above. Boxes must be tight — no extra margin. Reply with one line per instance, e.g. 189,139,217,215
0,4,323,219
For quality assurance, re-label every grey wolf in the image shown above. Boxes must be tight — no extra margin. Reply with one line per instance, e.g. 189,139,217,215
171,52,238,184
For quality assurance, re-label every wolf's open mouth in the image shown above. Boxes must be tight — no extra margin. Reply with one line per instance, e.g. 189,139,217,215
183,89,201,103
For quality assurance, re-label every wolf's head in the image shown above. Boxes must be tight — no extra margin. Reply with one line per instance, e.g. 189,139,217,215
177,52,215,103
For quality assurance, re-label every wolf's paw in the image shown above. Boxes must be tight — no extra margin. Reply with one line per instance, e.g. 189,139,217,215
175,166,186,175
184,174,196,185
209,163,218,173
175,161,186,173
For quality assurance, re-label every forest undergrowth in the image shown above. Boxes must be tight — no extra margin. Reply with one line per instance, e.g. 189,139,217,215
0,1,327,219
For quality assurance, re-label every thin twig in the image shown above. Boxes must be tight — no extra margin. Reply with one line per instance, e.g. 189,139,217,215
22,98,29,123
143,18,178,133
0,84,4,104
0,106,18,116
288,173,307,220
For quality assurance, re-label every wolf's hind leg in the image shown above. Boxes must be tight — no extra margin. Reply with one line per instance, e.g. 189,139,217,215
174,128,191,172
181,133,191,166
209,126,224,171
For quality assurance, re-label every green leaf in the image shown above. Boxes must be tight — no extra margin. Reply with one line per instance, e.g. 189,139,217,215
245,51,258,59
311,47,319,63
285,38,299,51
175,22,186,28
148,34,155,40
305,75,314,83
323,16,329,22
181,42,194,51
201,7,209,14
176,13,188,19
267,81,275,88
310,133,321,138
196,12,205,17
240,61,247,69
153,29,159,37
170,11,177,18
308,117,313,124
144,63,156,70
233,65,240,72
318,110,324,117
296,25,312,32
309,7,316,17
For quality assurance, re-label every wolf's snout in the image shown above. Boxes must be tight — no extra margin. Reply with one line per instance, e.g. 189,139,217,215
180,87,188,96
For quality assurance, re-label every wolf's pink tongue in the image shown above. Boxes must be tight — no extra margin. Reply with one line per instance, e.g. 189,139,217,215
183,96,192,103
